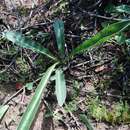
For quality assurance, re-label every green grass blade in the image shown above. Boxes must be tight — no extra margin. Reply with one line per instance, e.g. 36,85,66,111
55,68,66,106
3,31,57,61
71,20,130,56
17,63,58,130
79,114,94,130
0,105,9,120
53,20,65,57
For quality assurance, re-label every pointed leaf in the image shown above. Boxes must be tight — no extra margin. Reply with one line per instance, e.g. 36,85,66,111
53,20,65,57
0,105,9,120
71,20,130,56
55,68,66,106
17,63,58,130
3,31,57,61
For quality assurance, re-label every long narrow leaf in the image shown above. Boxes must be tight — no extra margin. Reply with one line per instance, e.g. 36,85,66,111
17,63,58,130
53,20,65,57
3,31,57,61
0,105,9,120
71,20,130,56
55,68,66,106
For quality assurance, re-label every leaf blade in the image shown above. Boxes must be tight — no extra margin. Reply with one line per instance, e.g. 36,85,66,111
53,20,65,57
55,68,66,106
71,20,130,56
17,63,58,130
3,31,57,61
